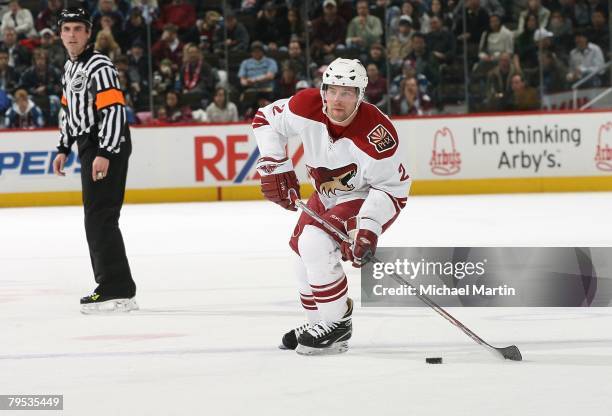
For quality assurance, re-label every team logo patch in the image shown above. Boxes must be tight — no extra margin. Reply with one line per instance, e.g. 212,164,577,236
367,124,396,153
70,71,87,92
307,163,357,197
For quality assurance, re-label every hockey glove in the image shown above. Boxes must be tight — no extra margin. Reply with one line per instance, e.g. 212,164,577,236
341,216,379,267
256,157,301,211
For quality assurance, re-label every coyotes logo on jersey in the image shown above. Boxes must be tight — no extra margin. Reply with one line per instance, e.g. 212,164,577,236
367,124,397,153
307,163,358,197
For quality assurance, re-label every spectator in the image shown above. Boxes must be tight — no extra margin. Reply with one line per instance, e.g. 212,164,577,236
372,0,399,32
179,44,218,106
534,28,556,54
95,30,121,61
122,7,148,51
392,75,432,115
128,41,148,99
310,0,347,61
281,40,307,79
513,13,539,72
558,0,579,27
567,31,605,87
155,0,196,34
275,64,298,99
116,69,137,124
426,15,455,65
451,0,505,21
38,28,65,69
35,0,63,33
509,73,540,110
547,10,574,58
0,27,30,73
184,10,221,53
206,87,238,122
391,1,426,33
573,0,593,28
390,59,416,96
115,55,142,110
253,1,290,51
152,58,178,98
346,0,383,52
428,0,453,29
485,52,519,111
404,32,439,89
238,41,278,93
213,10,249,54
92,0,124,38
454,0,490,55
287,8,305,44
517,0,550,36
19,48,61,98
410,1,431,34
131,0,159,24
365,63,387,110
115,0,132,17
97,13,122,46
366,43,388,76
4,88,44,128
0,0,37,39
334,0,356,24
585,9,609,54
154,106,168,123
160,90,192,123
477,14,513,70
152,24,184,69
0,47,18,94
388,16,414,69
540,50,568,94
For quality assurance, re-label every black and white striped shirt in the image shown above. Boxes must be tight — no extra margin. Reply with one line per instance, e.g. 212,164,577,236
57,46,127,158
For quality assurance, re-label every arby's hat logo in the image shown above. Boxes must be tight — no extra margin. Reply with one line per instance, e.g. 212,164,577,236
595,122,612,171
430,127,461,176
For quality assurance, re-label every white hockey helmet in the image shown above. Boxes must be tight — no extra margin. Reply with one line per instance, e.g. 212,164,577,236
320,58,369,115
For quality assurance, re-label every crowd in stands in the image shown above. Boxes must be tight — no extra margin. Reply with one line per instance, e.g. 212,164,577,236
0,0,610,128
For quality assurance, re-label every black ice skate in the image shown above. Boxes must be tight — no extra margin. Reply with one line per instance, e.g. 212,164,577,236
80,293,138,314
296,298,353,355
279,323,311,350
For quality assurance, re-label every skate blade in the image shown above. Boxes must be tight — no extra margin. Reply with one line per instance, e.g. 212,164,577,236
296,341,349,356
80,298,139,315
278,344,295,350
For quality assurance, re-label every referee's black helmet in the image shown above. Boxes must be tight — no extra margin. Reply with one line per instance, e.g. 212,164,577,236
58,7,92,29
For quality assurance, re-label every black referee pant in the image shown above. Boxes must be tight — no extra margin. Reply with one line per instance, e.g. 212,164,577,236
78,135,136,298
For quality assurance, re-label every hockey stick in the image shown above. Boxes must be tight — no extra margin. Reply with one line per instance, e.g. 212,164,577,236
288,189,522,361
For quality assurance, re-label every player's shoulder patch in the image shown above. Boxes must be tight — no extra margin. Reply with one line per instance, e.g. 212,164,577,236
288,88,325,123
367,123,397,153
344,102,399,159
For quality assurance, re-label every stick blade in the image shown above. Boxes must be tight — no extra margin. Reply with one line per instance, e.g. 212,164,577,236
497,345,522,361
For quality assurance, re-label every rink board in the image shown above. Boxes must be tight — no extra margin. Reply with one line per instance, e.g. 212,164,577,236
1,110,612,207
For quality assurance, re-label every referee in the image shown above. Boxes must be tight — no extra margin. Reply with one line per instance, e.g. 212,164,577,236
52,8,137,314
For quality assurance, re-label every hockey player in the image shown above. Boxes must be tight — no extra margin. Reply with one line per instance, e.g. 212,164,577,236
252,58,410,355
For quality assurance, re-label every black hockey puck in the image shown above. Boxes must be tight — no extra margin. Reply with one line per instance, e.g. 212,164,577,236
426,357,443,364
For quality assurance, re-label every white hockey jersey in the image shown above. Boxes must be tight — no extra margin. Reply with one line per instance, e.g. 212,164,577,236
252,88,411,235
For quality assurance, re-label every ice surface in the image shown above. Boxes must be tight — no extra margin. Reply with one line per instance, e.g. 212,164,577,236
1,193,612,415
